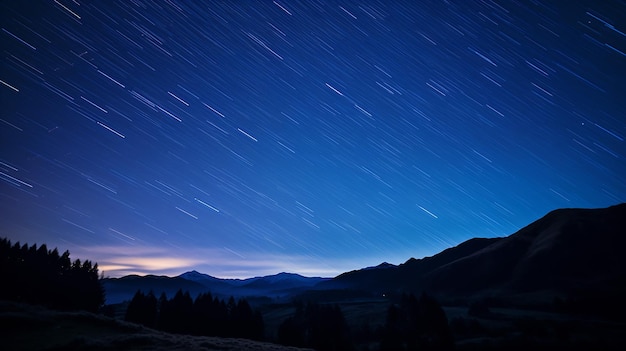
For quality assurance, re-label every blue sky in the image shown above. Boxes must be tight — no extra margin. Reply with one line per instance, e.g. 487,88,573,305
1,0,624,278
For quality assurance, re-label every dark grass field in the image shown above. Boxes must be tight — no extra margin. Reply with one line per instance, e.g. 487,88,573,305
1,301,311,351
445,305,626,350
260,296,626,350
9,296,624,351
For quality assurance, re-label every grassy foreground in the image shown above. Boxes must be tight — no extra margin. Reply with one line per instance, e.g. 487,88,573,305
1,301,311,351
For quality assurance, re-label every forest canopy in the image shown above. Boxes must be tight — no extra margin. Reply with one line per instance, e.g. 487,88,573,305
0,237,104,312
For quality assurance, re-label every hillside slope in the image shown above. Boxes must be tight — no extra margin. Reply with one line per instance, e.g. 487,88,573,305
425,203,626,299
325,203,626,309
0,300,311,351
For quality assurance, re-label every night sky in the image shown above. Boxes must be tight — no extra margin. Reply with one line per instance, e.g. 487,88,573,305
1,1,625,278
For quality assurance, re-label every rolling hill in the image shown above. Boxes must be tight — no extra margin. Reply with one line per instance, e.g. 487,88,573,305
0,300,311,351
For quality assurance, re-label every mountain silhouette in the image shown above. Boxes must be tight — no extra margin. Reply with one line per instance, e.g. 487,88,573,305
324,203,626,310
103,270,329,304
103,203,626,313
102,274,209,305
425,203,626,301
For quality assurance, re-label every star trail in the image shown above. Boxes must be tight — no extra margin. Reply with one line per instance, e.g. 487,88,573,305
1,0,625,278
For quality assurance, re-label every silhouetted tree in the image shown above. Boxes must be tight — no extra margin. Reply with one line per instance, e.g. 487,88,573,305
278,315,306,346
147,288,264,339
380,293,453,351
212,296,230,336
278,301,352,351
190,292,229,337
192,292,214,336
233,298,264,340
380,304,404,351
0,238,105,312
158,289,193,333
278,300,305,346
310,303,353,351
125,290,158,327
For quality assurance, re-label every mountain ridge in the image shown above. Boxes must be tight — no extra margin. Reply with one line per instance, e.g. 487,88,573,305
103,268,332,304
103,203,626,309
329,203,626,310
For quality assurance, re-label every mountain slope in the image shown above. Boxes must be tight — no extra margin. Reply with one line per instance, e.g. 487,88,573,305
425,203,626,299
322,203,626,308
323,236,500,292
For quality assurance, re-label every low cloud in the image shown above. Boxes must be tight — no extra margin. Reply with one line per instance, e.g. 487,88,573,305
71,245,369,279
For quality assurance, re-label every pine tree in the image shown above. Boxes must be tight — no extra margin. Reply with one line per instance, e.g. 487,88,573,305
380,293,453,351
0,238,104,312
278,301,352,350
125,290,158,327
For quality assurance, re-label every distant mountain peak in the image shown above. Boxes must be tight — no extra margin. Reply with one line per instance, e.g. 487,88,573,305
359,261,397,271
179,270,202,277
248,272,310,283
377,262,395,268
178,270,220,282
274,272,301,277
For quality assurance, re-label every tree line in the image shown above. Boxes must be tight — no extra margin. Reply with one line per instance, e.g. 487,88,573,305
0,237,454,349
277,300,353,350
0,237,104,312
126,289,453,350
276,293,453,351
125,289,264,340
379,293,454,351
